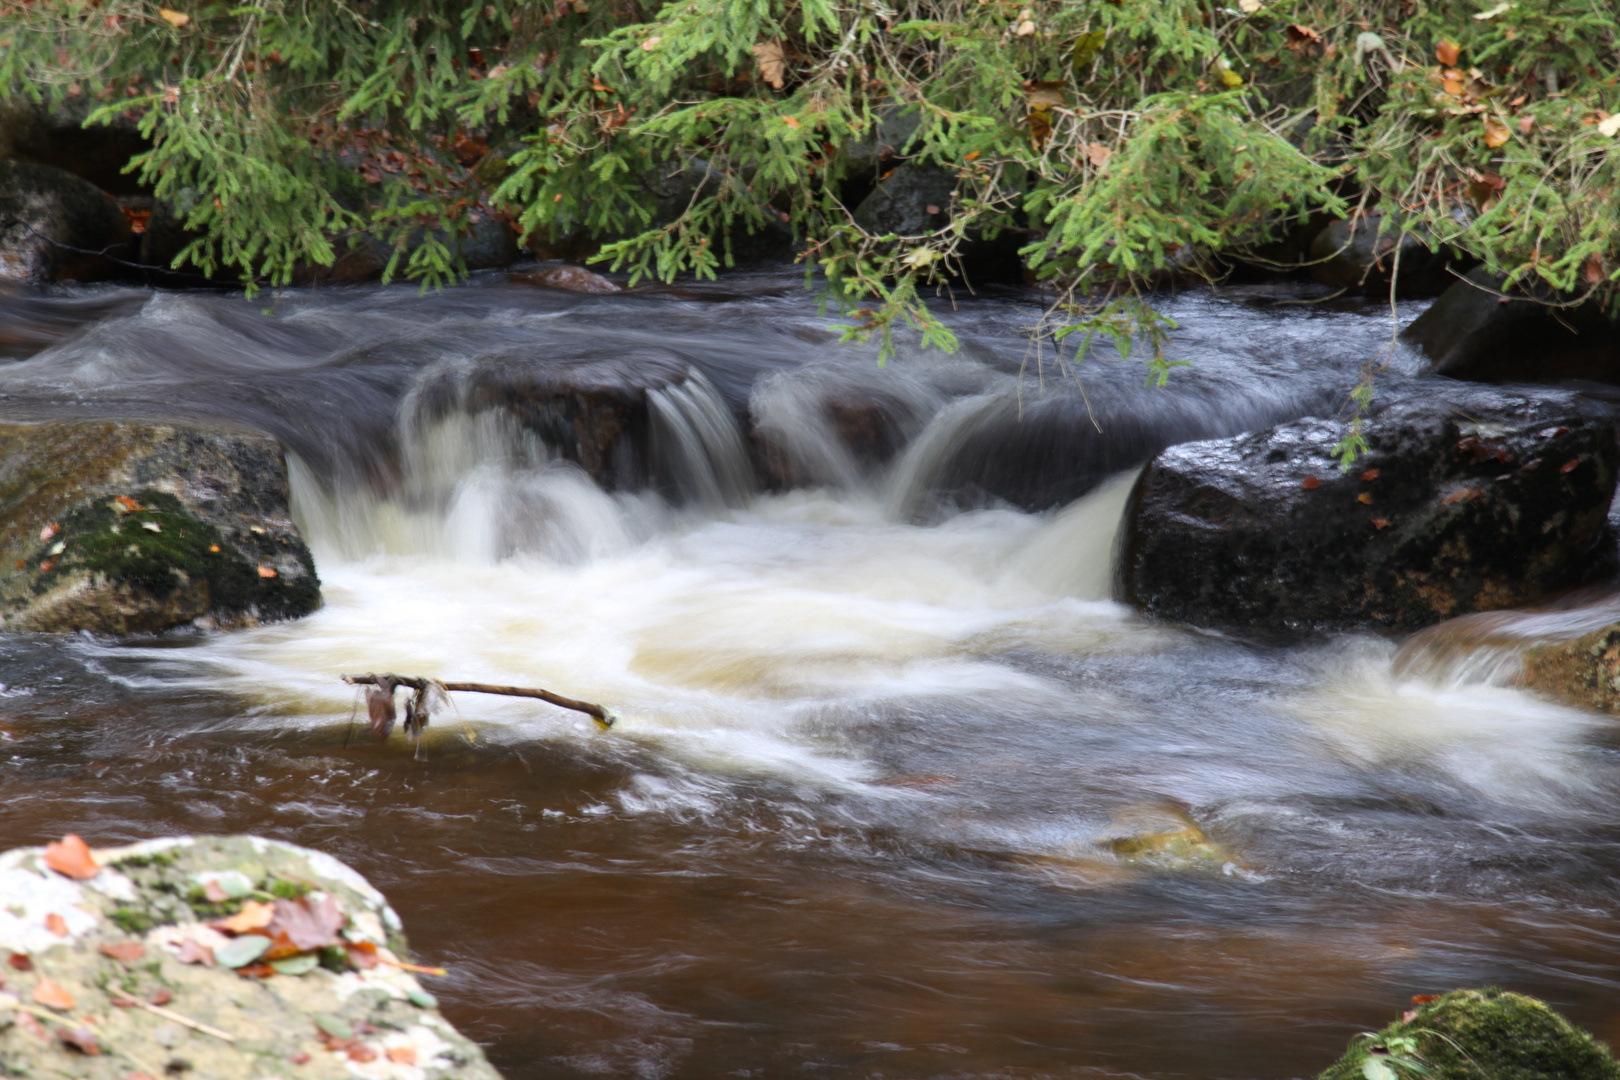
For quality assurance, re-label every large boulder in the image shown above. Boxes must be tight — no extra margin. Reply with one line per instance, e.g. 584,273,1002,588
0,834,500,1080
0,421,320,634
1116,390,1620,631
1403,265,1620,384
1318,988,1619,1080
0,162,135,284
0,97,151,197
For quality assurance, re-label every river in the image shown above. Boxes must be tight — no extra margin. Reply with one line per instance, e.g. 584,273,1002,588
1,273,1618,1079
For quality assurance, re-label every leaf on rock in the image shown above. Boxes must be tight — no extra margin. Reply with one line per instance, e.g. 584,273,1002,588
216,899,275,935
387,1047,418,1064
1301,476,1320,490
44,835,100,880
33,976,75,1010
58,1026,101,1054
99,942,146,963
175,938,214,966
1356,492,1374,505
269,896,346,952
751,42,785,90
45,913,68,937
213,934,272,969
8,953,32,971
346,941,380,970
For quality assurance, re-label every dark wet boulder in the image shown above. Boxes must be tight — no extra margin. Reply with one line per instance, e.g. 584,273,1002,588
293,210,520,286
0,834,500,1080
0,421,320,634
1117,389,1620,631
1403,265,1620,384
1307,211,1465,297
0,161,135,284
850,164,1024,285
1318,988,1620,1080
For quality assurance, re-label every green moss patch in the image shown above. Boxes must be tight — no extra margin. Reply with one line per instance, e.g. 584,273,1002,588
1320,988,1620,1080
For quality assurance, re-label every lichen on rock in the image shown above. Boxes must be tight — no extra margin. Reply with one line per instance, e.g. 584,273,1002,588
1318,988,1620,1080
0,835,500,1080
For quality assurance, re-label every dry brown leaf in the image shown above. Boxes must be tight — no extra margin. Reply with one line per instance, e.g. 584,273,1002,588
33,976,75,1010
1360,469,1380,482
157,8,190,27
1435,39,1460,66
256,564,277,578
175,938,214,966
1083,142,1112,167
1585,256,1606,286
268,896,346,952
1301,476,1320,490
44,835,99,881
99,942,146,964
44,913,68,937
58,1026,101,1055
751,42,785,90
781,115,800,129
1371,518,1390,530
216,899,275,935
1483,114,1511,148
1518,114,1535,135
9,953,33,971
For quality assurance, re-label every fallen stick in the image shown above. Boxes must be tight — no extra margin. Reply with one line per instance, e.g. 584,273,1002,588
112,996,237,1043
341,674,613,729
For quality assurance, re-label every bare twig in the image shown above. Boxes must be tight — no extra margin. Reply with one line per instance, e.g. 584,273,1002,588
341,674,613,729
112,996,236,1043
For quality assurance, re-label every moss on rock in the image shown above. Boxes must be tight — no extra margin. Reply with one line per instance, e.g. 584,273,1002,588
1320,988,1620,1080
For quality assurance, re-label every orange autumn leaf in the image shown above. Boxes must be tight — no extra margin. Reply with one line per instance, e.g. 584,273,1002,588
1483,115,1511,148
781,116,799,129
387,1047,418,1064
113,495,142,513
45,913,69,937
256,565,278,578
33,976,75,1010
44,835,100,880
1356,492,1374,505
158,8,190,27
99,942,146,963
216,899,275,934
1435,39,1460,66
1360,468,1380,481
1371,517,1390,530
1301,476,1320,490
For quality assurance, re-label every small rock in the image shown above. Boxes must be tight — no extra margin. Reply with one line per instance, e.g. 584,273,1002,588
510,264,621,294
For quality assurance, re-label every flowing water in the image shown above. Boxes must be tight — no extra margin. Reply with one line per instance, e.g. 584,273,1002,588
2,274,1619,1079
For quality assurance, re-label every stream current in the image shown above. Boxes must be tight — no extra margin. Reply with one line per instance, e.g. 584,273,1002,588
1,274,1619,1079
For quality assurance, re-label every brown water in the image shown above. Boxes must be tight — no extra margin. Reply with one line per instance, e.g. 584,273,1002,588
2,276,1620,1079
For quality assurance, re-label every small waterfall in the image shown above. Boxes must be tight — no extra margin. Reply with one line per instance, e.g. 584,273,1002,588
649,369,756,509
884,394,1017,522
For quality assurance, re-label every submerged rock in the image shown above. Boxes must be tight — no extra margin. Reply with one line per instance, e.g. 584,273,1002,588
0,161,135,284
1318,988,1619,1080
1100,805,1233,870
0,421,320,634
0,834,500,1080
509,264,621,295
1403,265,1620,384
1117,390,1620,631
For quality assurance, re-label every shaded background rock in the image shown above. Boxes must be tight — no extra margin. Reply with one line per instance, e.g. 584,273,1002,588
0,162,135,284
1404,265,1620,384
1307,210,1467,297
0,834,500,1080
0,421,320,633
1117,388,1620,631
850,164,1025,286
0,97,151,198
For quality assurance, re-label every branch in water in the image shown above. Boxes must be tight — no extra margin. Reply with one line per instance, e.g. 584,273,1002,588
341,673,613,737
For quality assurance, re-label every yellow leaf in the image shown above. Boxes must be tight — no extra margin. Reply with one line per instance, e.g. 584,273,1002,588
751,41,785,90
1599,114,1620,138
1483,115,1511,148
1218,68,1244,88
1026,81,1067,112
1071,30,1105,75
217,899,275,934
157,7,190,27
1238,0,1262,12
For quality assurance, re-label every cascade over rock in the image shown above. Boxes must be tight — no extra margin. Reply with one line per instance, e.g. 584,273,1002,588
0,421,320,634
0,834,501,1080
1117,388,1620,631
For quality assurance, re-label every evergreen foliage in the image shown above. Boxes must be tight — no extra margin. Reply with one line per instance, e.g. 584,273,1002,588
2,0,1617,366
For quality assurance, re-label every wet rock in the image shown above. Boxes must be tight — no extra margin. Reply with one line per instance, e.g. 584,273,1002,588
840,106,925,181
1117,389,1620,631
0,834,501,1080
1100,806,1232,870
509,264,621,295
749,375,933,490
293,211,520,286
0,98,151,198
1318,988,1620,1080
1519,619,1620,714
1403,265,1620,384
1308,211,1464,297
409,349,695,492
850,164,1024,285
0,421,320,634
0,162,136,284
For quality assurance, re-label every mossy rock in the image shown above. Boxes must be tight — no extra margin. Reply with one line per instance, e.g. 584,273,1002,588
1320,988,1620,1080
0,420,320,633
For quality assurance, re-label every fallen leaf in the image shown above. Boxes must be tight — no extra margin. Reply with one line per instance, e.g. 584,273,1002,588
1237,0,1262,11
1026,81,1067,112
1301,476,1320,490
346,941,380,970
1072,29,1106,73
1360,468,1380,482
45,913,68,937
348,1043,379,1063
1518,114,1535,135
216,899,275,935
1083,142,1112,167
44,835,100,880
1411,994,1439,1004
141,521,162,533
387,1047,418,1064
268,896,346,952
781,116,799,129
127,1073,160,1080
1356,492,1373,505
640,35,660,50
9,954,32,971
33,976,75,1010
1285,24,1322,47
58,1026,101,1054
38,523,58,542
1435,39,1460,66
257,565,277,578
288,1053,311,1066
16,1009,46,1040
1371,517,1390,530
1600,114,1620,138
99,942,146,963
113,495,141,514
1013,16,1036,36
1561,458,1580,474
1585,257,1606,286
1472,0,1512,18
925,204,941,215
203,880,228,903
175,938,214,966
148,988,171,1006
38,559,54,573
214,934,272,969
1483,115,1511,148
751,41,785,90
157,7,190,27
208,544,221,553
1441,486,1482,506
